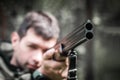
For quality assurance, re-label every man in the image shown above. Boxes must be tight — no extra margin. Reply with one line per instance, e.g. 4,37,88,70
0,11,69,80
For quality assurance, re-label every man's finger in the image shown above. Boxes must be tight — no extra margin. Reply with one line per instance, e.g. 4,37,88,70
43,48,55,60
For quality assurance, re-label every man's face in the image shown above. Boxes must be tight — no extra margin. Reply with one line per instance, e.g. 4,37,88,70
11,28,57,70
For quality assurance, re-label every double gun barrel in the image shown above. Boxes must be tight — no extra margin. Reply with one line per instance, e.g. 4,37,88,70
55,20,94,56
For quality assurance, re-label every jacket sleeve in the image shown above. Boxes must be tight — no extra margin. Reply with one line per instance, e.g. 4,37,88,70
32,70,51,80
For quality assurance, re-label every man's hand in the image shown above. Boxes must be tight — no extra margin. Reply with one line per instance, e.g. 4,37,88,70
37,48,69,80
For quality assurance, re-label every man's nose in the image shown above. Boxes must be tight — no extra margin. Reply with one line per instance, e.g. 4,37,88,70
32,52,43,67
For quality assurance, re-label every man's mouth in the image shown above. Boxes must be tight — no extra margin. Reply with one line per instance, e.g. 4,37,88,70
27,65,39,70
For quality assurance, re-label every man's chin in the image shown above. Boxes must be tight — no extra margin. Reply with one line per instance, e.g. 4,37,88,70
24,67,35,73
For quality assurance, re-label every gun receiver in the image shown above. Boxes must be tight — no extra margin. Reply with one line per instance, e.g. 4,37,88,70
54,20,94,57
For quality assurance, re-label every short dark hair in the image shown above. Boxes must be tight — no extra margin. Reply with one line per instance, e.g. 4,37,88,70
17,11,60,40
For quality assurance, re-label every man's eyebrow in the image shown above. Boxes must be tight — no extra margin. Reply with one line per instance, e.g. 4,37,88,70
27,42,39,47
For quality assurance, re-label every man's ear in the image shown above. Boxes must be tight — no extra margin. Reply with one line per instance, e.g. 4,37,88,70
11,32,20,48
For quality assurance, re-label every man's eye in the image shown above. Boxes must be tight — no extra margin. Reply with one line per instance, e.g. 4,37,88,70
42,49,47,53
29,45,38,49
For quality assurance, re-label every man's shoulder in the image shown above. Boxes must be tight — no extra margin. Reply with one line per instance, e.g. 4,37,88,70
0,40,14,79
0,55,14,80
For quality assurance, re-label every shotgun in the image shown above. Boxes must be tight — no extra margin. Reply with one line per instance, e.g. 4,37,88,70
54,19,94,80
